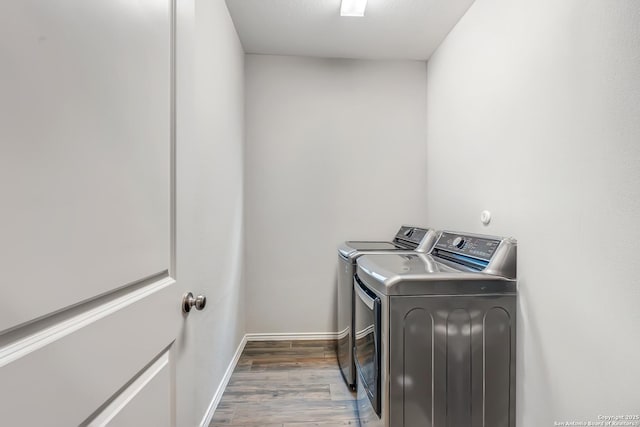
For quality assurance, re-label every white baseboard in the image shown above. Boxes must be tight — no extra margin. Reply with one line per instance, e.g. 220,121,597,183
245,331,339,341
199,334,247,427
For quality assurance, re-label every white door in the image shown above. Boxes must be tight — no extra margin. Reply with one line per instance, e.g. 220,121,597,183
0,1,194,425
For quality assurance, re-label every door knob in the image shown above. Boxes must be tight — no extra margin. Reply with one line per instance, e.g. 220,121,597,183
182,292,207,313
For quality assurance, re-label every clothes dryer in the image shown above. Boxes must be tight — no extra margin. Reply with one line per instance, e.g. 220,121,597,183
354,231,517,427
337,226,439,389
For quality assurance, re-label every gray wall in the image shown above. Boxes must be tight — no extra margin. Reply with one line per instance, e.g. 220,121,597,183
176,0,245,423
426,0,640,424
244,55,429,334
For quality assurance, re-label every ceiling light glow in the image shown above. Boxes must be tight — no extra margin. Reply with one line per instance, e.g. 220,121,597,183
340,0,367,17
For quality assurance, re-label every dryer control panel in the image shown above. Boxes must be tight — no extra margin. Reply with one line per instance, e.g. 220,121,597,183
393,226,429,250
434,232,501,262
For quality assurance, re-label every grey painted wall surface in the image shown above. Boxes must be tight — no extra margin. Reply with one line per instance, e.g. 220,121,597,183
426,0,640,424
176,0,245,423
244,55,429,334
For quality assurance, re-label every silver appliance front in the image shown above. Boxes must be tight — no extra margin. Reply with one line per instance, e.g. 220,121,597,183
353,277,381,417
354,277,388,427
337,227,440,390
353,232,517,427
388,294,516,427
336,253,354,389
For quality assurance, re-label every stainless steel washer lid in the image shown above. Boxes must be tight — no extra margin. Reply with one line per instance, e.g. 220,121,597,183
356,253,516,296
338,227,440,259
338,241,400,259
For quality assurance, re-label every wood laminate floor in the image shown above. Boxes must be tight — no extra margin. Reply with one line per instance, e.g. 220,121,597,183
209,340,358,427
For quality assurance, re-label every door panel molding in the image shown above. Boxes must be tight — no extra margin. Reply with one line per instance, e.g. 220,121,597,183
0,279,181,426
0,0,172,334
83,347,172,426
169,0,177,278
0,274,175,368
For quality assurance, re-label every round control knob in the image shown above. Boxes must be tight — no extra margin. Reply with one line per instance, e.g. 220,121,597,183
452,236,465,248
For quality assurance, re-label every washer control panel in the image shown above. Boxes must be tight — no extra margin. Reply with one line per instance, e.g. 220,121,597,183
394,226,429,249
434,232,501,262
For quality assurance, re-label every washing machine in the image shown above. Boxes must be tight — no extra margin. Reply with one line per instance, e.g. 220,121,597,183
354,231,517,427
337,226,440,389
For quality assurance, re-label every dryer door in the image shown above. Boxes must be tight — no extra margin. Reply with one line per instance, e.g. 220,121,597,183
354,276,382,417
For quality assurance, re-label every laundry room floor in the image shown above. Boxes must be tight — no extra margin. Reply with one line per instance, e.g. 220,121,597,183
209,340,358,426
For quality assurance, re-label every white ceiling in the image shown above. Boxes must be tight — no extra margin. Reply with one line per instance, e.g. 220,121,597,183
225,0,476,60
